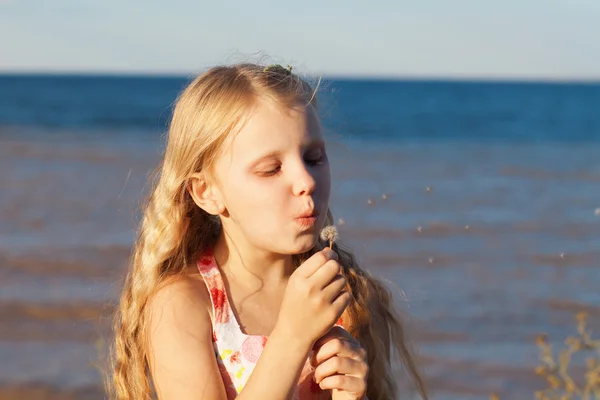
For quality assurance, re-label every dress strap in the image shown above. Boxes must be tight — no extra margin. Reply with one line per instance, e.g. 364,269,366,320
196,248,231,326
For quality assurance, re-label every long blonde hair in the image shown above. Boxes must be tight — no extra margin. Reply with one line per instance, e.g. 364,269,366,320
110,63,428,400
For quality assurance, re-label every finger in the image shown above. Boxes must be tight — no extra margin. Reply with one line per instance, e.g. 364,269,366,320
313,338,366,366
309,259,341,289
314,326,354,348
295,249,338,278
314,356,367,384
319,374,367,393
331,290,351,319
321,274,347,301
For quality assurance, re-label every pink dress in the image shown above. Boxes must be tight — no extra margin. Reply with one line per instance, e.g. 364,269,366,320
197,248,343,399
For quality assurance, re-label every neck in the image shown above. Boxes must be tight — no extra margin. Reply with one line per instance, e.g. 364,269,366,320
213,229,295,291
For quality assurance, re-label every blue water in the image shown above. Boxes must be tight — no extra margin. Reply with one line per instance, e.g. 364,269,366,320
1,74,599,399
2,74,600,142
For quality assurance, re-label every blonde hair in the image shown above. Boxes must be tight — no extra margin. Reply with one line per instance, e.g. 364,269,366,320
110,63,428,400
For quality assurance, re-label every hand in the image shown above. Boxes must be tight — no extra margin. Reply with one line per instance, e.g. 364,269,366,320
276,248,351,348
311,326,368,400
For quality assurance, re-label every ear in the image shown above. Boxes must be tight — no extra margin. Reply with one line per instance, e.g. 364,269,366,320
187,173,226,216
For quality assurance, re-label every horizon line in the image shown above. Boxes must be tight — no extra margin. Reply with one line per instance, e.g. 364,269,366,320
1,69,600,85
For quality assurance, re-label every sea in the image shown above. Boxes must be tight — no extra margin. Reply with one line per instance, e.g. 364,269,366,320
1,74,599,399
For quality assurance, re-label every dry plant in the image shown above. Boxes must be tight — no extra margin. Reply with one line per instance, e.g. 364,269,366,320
491,312,600,400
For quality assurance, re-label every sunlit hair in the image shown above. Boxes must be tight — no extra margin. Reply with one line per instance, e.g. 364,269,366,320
109,63,428,400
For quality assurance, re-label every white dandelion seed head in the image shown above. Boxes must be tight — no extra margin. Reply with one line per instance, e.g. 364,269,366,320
320,225,339,243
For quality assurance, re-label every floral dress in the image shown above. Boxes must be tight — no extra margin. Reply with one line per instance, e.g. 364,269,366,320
197,248,343,399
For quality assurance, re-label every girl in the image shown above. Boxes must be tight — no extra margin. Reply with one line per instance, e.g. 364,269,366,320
111,63,428,400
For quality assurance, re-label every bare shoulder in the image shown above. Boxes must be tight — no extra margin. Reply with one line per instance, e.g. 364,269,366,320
147,265,211,320
146,264,212,345
146,265,225,400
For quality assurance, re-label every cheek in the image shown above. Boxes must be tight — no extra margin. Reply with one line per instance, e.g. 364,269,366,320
240,188,289,241
228,177,286,223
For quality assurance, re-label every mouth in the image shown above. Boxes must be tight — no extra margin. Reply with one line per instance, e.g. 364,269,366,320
296,210,319,219
294,209,320,229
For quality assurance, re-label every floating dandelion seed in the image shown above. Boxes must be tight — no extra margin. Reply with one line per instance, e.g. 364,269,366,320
426,186,432,192
428,257,434,264
367,199,374,205
320,225,339,248
595,208,600,216
337,218,345,226
465,225,470,230
560,252,565,259
417,226,423,233
382,193,388,200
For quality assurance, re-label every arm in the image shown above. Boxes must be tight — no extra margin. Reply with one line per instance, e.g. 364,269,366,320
148,247,347,400
147,275,312,400
236,324,312,400
147,276,228,400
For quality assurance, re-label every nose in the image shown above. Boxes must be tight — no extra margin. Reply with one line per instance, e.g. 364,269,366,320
292,163,317,196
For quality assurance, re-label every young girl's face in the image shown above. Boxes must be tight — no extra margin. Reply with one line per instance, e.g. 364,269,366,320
212,99,331,255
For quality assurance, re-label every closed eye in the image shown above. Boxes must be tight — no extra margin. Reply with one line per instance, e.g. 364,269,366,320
259,165,281,177
257,151,326,177
305,156,324,166
304,147,327,165
305,150,327,166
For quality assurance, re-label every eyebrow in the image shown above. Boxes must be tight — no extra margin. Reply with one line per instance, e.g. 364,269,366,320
250,150,282,167
249,139,325,167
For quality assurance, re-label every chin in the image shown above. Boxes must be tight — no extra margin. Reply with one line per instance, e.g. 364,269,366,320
288,234,319,255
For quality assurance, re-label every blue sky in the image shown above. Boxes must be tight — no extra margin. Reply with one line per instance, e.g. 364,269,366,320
1,0,599,79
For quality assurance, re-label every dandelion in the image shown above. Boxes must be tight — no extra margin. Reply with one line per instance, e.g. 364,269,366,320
320,225,339,249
